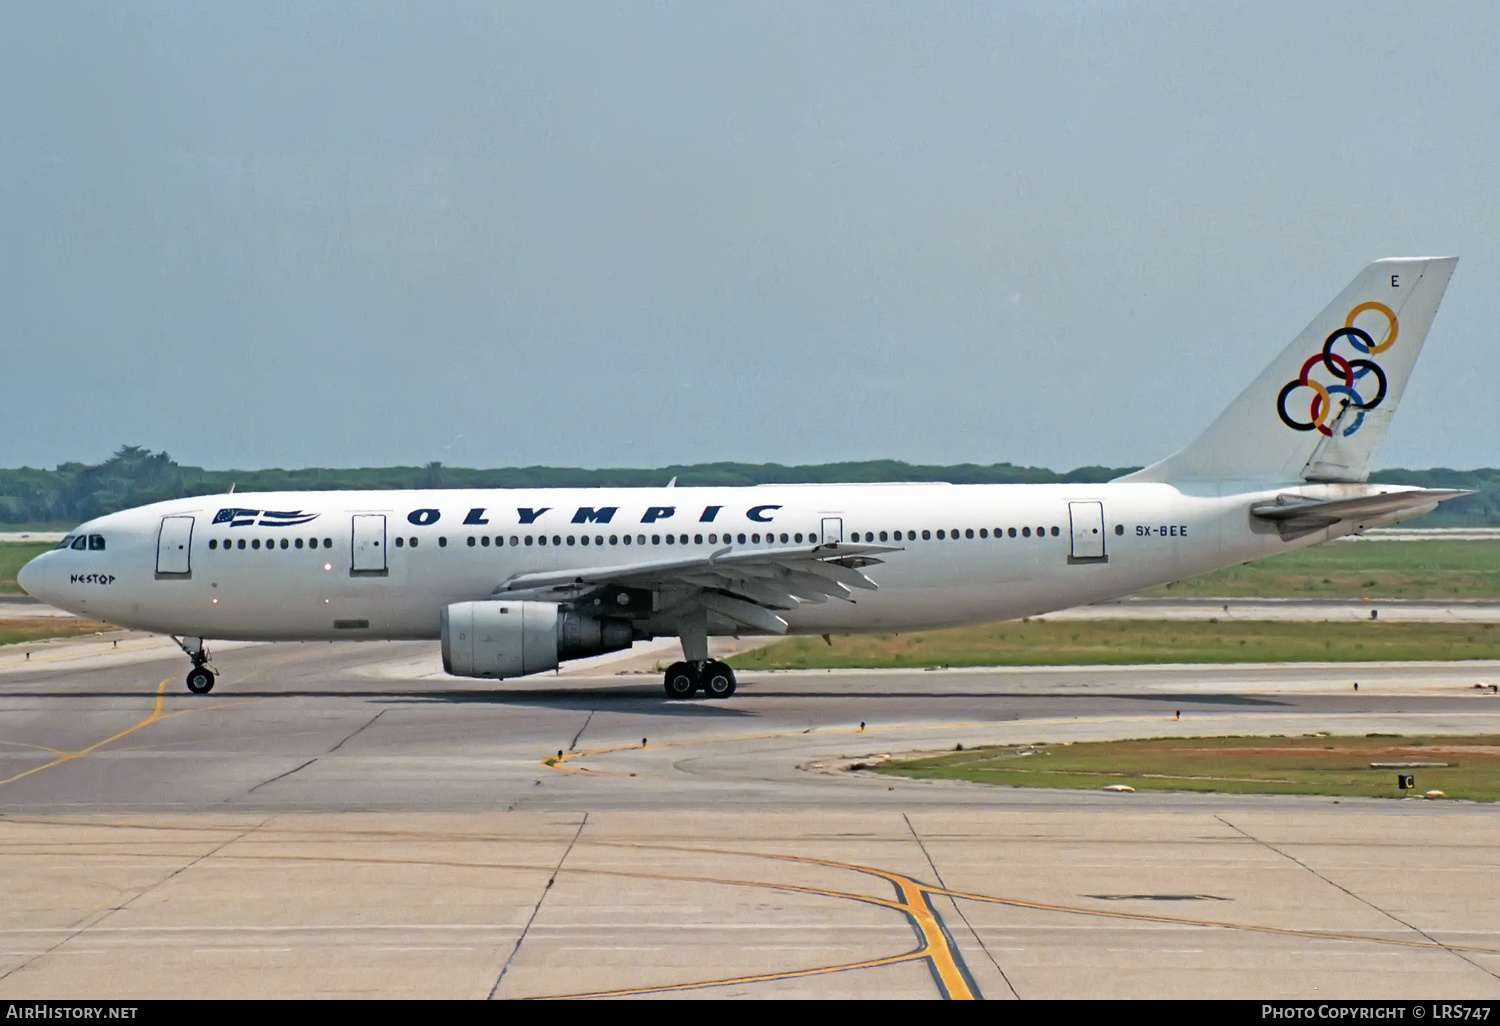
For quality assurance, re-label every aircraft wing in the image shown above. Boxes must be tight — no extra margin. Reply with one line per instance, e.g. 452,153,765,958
493,541,901,634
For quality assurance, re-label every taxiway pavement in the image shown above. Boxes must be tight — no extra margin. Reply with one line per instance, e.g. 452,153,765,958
1,636,1498,999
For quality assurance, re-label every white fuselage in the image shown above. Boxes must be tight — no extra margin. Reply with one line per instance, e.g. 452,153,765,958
20,480,1369,646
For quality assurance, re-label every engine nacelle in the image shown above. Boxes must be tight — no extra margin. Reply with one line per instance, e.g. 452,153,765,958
441,600,633,679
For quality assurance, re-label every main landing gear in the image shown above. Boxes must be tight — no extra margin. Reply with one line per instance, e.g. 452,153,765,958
662,660,737,700
172,636,217,695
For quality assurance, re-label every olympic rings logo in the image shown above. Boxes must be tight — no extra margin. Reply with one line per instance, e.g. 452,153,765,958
1276,301,1397,437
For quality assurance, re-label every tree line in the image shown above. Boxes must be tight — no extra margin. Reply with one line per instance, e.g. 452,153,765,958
1,445,1496,527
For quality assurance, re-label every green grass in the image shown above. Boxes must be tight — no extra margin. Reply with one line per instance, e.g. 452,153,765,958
1144,540,1500,600
0,618,112,647
0,542,49,595
877,734,1500,801
731,619,1500,669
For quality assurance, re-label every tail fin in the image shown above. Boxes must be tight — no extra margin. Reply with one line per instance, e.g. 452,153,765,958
1118,257,1458,486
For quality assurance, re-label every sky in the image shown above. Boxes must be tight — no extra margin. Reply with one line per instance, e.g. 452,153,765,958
2,1,1497,472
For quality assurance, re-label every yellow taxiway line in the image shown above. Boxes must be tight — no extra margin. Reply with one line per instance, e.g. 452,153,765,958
0,678,169,790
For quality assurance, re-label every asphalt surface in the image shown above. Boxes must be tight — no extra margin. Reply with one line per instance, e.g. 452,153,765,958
2,635,1499,998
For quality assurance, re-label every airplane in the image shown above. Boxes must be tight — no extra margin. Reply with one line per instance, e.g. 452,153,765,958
18,257,1469,699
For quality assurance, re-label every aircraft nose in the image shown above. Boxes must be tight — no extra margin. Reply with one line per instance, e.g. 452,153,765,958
16,555,44,599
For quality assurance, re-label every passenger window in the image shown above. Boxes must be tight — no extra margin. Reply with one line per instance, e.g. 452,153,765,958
238,539,246,550
936,530,944,540
467,536,476,547
694,534,703,544
89,535,105,550
411,537,420,548
71,536,87,550
978,529,987,538
252,539,261,549
439,537,448,547
525,536,534,546
965,529,974,539
568,536,577,546
637,535,646,545
921,530,931,540
209,539,218,550
538,536,547,546
480,536,489,547
737,533,746,544
1115,524,1124,535
295,538,304,549
1021,527,1031,538
1008,527,1016,538
877,531,886,541
609,535,619,545
666,534,675,545
1051,526,1060,536
281,539,289,549
596,536,604,545
651,535,661,545
324,538,333,548
780,533,788,543
508,536,518,546
552,536,561,546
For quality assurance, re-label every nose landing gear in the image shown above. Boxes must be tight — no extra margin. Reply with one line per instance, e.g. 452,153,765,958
661,660,737,699
186,665,215,695
172,636,217,695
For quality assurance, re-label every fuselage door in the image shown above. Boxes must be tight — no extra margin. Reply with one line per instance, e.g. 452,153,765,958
821,517,843,545
1067,501,1108,564
351,514,388,576
156,515,194,576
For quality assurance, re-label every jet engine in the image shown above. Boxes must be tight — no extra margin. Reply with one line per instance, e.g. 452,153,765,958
441,600,633,679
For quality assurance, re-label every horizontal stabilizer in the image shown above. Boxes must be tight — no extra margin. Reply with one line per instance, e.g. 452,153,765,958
1250,488,1471,536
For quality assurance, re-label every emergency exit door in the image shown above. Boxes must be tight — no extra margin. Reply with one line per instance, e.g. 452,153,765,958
1067,501,1108,564
821,517,843,544
350,514,388,575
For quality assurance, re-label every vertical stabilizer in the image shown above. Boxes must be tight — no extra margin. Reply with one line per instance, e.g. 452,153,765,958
1118,257,1457,486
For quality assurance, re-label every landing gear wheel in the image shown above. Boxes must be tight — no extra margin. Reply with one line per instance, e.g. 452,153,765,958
663,661,697,699
186,667,215,695
703,661,736,698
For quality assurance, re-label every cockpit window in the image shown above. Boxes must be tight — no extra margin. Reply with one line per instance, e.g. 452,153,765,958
55,536,75,550
70,536,88,550
88,535,105,551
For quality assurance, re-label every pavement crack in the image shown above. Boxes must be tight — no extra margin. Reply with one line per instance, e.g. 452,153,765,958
903,813,1011,999
569,710,595,751
1214,814,1500,982
246,758,318,794
490,812,588,999
0,817,269,984
327,709,385,753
